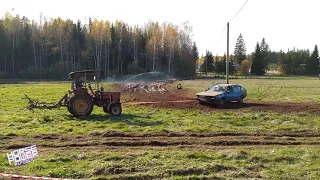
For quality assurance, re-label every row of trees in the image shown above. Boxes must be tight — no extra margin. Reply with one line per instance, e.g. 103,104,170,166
251,42,319,76
0,13,199,79
276,46,319,75
199,52,236,75
199,33,320,76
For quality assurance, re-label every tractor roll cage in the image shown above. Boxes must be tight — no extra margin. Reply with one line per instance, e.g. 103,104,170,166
68,70,102,91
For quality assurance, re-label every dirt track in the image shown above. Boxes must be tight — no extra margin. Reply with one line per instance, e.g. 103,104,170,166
121,88,320,115
1,131,320,152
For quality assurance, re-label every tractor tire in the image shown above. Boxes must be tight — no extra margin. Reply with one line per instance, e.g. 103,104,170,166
69,96,93,117
67,102,72,114
103,105,109,113
109,103,122,116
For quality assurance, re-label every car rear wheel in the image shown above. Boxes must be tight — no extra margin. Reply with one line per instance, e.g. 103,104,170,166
238,96,244,103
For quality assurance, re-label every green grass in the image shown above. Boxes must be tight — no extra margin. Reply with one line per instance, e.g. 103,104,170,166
1,79,320,136
1,146,320,179
1,78,320,179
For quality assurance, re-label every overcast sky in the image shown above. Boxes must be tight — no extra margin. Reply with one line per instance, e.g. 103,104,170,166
1,0,319,56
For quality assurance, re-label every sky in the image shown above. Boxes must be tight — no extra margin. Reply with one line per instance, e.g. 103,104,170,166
1,0,319,56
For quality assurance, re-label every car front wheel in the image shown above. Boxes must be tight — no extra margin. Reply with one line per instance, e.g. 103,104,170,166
219,98,226,106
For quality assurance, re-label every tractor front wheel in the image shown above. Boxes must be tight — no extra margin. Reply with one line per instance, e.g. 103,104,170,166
109,103,122,116
69,96,93,117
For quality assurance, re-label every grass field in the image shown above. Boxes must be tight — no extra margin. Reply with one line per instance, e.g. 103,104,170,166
1,77,320,179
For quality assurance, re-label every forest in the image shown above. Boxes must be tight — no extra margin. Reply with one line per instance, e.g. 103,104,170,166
199,34,320,76
0,13,199,79
1,12,319,80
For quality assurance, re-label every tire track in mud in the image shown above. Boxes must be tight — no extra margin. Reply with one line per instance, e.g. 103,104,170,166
143,101,320,115
1,132,320,151
122,89,320,115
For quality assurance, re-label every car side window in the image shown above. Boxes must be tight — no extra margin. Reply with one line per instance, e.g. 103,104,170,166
232,86,240,93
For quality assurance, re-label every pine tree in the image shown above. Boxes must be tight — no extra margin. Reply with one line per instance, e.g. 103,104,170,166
191,42,199,77
233,33,246,65
277,50,286,74
251,42,265,75
200,50,214,75
214,55,224,74
0,20,8,72
307,45,319,75
260,38,270,70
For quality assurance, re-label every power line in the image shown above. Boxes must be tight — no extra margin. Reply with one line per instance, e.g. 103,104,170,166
215,24,227,47
229,0,249,23
212,24,227,54
211,0,248,54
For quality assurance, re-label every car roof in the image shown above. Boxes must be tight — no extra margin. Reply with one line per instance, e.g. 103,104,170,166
215,83,241,86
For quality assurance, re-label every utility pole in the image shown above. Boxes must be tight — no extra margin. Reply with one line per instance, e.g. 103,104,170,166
226,22,229,84
206,50,208,77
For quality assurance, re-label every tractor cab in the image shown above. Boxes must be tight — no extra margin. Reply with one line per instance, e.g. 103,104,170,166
68,70,102,94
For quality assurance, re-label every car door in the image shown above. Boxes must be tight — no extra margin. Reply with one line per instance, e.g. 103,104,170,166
224,85,234,101
231,85,241,101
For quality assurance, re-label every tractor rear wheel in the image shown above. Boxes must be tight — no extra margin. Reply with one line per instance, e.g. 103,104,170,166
67,103,72,114
103,105,109,113
109,103,122,116
69,96,93,117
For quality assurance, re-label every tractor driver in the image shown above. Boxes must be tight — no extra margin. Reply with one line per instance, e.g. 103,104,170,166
75,75,85,89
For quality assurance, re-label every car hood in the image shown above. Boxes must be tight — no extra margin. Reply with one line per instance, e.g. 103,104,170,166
196,91,224,96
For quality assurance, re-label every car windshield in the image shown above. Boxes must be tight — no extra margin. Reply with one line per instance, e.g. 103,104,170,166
207,85,227,92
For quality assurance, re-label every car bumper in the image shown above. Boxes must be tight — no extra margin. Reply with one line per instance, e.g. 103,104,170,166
196,96,220,104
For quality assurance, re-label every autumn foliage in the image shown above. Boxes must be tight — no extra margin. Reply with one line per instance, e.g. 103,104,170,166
0,13,198,79
240,59,250,75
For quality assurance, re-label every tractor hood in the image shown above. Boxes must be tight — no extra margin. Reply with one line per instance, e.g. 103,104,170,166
196,91,224,97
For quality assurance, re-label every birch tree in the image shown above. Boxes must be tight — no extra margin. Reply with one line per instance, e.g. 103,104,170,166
104,20,111,77
147,22,162,71
165,24,178,75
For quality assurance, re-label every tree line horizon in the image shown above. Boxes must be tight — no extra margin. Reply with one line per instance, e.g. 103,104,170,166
200,34,319,76
0,12,319,80
0,12,198,79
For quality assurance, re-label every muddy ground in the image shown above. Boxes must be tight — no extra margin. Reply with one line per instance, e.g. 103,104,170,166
120,84,320,115
1,131,320,153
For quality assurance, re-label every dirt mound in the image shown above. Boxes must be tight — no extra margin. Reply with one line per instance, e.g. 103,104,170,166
122,87,193,102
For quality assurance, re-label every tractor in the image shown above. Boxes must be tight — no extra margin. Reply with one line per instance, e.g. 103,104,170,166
24,70,122,117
